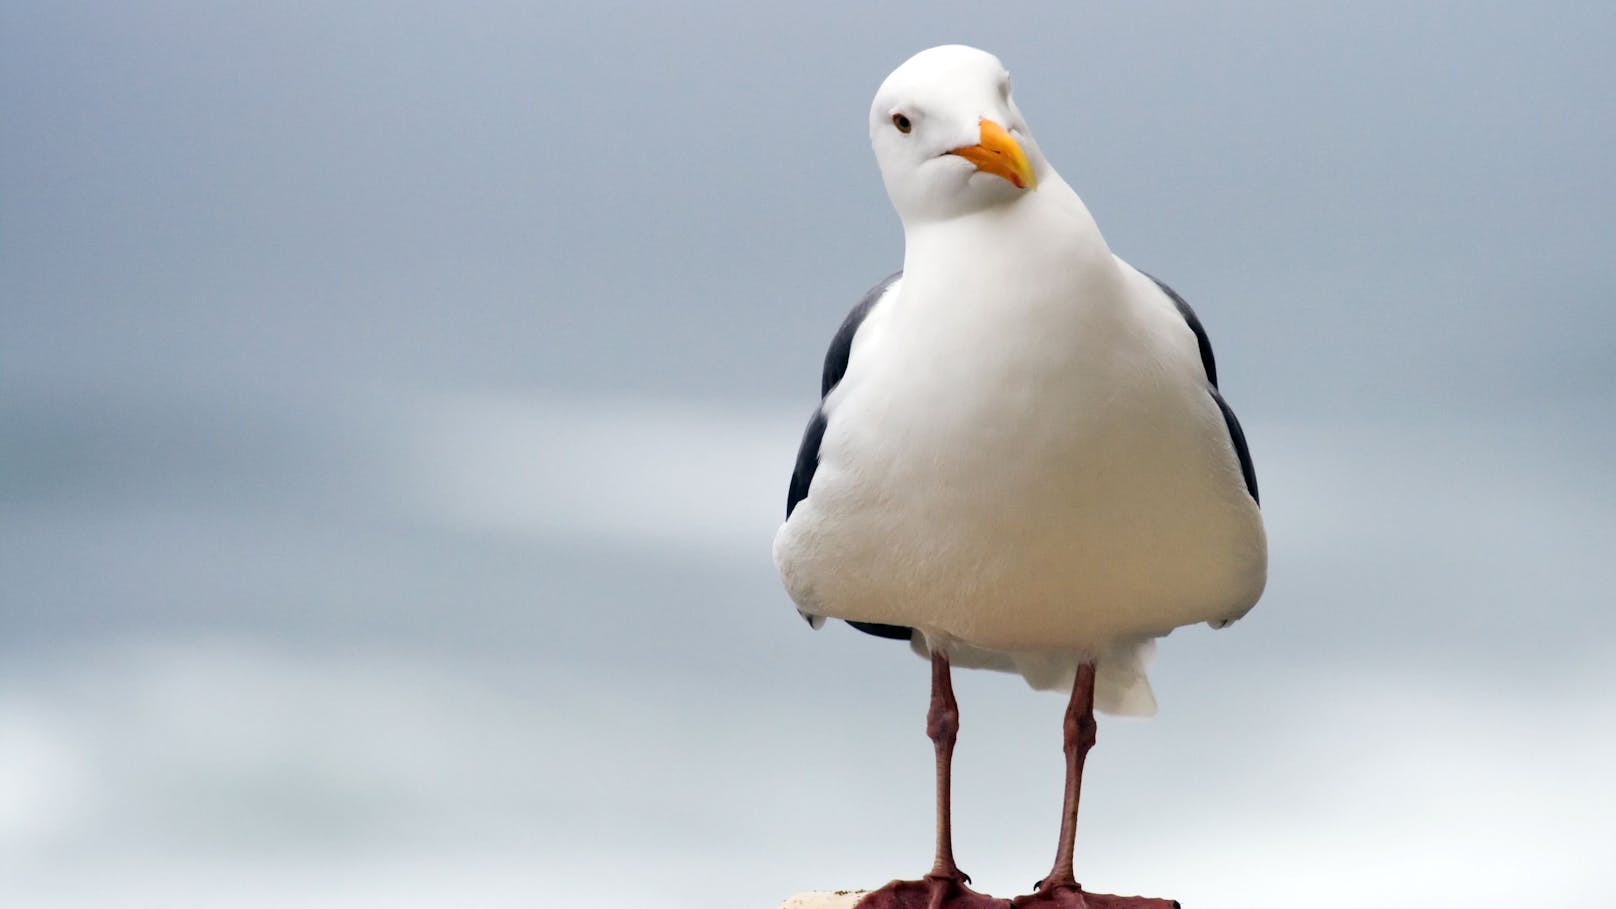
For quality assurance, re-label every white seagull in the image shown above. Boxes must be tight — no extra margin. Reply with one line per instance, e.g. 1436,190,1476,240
774,46,1267,909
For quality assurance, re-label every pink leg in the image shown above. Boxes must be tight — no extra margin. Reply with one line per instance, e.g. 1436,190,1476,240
1044,661,1098,890
926,647,964,882
855,651,1008,909
1012,663,1176,909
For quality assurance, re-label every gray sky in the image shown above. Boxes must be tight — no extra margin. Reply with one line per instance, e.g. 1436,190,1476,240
3,3,1613,907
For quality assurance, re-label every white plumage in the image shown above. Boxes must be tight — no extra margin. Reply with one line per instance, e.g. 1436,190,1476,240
774,45,1266,717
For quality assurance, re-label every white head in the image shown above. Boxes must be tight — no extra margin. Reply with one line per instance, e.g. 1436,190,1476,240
869,45,1048,224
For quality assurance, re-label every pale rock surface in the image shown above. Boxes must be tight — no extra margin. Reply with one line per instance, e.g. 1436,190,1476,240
778,891,867,909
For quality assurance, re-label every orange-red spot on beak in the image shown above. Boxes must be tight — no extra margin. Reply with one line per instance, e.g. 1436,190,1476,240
947,119,1037,190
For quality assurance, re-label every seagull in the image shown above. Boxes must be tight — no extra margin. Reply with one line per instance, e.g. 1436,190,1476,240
774,46,1267,909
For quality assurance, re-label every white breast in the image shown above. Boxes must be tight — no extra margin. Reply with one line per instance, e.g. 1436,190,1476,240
774,185,1266,657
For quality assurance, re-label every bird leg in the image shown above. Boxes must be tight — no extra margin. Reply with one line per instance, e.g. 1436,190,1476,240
926,647,964,884
854,650,1009,909
1045,661,1098,891
1011,663,1176,909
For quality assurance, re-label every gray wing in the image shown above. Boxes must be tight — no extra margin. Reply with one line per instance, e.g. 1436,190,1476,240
785,272,912,641
1146,274,1260,506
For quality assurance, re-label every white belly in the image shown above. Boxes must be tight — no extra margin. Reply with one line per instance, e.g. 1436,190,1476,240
774,261,1267,654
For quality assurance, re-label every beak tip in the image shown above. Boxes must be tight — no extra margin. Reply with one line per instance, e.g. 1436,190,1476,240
951,118,1037,192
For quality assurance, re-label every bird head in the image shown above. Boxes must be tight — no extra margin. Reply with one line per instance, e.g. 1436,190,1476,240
868,45,1045,224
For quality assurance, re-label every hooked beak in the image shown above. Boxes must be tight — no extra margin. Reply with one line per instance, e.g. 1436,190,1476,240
947,119,1037,190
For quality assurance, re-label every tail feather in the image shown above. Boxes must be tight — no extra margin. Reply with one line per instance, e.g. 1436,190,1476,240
912,634,1160,718
1092,638,1157,717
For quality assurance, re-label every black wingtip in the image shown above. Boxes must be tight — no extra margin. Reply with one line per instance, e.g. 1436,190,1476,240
846,620,914,640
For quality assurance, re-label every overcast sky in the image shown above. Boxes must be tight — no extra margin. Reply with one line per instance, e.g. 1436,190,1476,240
3,3,1613,907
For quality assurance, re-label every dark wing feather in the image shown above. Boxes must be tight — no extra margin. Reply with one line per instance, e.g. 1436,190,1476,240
1145,273,1260,506
785,271,900,519
821,271,902,396
1147,274,1218,388
846,620,914,640
786,272,914,642
1211,387,1260,505
785,410,827,519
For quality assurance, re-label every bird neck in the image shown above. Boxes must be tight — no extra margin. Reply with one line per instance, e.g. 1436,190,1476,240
899,175,1119,295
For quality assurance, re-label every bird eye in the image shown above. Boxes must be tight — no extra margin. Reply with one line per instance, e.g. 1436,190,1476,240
891,113,912,134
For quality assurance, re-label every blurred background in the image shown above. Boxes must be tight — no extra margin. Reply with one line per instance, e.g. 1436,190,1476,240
3,2,1613,906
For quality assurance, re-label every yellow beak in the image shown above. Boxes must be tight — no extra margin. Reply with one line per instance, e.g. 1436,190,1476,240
948,119,1037,190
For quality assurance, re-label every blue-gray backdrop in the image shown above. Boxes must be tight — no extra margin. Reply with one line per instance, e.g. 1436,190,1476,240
3,3,1612,906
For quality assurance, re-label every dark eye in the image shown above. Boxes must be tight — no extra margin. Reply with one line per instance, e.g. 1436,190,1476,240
891,113,912,134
